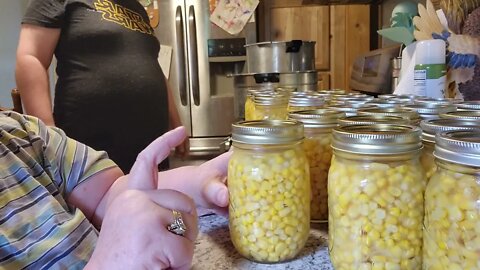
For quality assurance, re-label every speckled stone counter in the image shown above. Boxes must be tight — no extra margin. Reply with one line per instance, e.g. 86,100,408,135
192,214,334,270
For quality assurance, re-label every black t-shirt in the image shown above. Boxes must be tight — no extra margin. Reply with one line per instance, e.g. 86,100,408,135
23,0,169,172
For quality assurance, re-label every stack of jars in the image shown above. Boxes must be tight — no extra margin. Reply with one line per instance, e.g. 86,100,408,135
328,124,425,270
423,130,480,269
289,109,345,222
228,120,311,263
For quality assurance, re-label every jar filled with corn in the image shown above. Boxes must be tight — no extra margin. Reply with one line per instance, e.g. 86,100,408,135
423,130,480,270
228,120,311,263
328,124,425,270
419,119,480,180
289,109,345,222
253,94,289,120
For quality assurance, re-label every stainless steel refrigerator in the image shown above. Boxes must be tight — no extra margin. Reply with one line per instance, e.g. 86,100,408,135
155,0,257,155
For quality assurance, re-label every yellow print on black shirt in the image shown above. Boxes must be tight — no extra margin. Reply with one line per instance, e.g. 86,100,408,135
94,0,154,35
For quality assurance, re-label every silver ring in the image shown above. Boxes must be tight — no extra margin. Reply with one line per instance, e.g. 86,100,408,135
167,210,187,236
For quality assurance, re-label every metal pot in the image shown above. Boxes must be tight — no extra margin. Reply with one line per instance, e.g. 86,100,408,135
245,40,316,73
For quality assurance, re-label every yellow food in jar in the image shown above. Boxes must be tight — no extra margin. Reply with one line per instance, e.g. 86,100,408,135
328,156,425,270
420,143,436,180
228,145,311,263
253,104,288,120
423,166,480,270
245,96,255,120
304,135,332,221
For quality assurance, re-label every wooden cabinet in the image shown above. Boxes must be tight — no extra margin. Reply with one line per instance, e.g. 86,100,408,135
258,1,371,90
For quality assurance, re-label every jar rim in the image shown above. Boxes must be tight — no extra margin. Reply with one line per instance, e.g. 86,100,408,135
339,115,410,126
440,110,480,120
332,124,422,154
232,120,304,145
420,119,480,143
288,109,345,127
434,130,480,167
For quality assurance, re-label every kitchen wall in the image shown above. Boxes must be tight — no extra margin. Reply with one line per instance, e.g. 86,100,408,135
0,0,55,109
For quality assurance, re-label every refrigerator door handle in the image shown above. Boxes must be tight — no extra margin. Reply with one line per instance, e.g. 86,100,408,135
175,5,188,106
187,5,200,106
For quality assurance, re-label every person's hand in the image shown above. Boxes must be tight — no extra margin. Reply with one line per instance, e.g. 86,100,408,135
158,151,232,216
86,127,198,270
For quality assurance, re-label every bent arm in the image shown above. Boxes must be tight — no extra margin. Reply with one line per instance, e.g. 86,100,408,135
15,24,59,126
68,167,128,229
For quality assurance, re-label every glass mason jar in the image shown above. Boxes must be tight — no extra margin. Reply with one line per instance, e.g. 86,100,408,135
328,124,425,270
244,89,274,121
253,94,289,120
357,107,422,126
440,110,480,121
423,130,480,269
288,95,326,112
403,103,456,121
228,120,311,263
419,119,480,181
338,115,410,126
289,109,345,222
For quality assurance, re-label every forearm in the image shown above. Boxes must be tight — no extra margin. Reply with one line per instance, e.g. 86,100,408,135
15,55,55,125
68,166,127,228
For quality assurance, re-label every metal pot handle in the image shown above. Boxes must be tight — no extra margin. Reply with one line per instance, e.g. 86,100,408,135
253,73,280,83
285,40,303,53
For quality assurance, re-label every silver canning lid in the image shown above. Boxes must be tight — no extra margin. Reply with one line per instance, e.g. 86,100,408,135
457,101,480,111
378,94,397,100
390,94,419,103
327,104,377,117
420,119,480,143
357,107,421,124
366,99,404,108
289,96,325,107
232,120,304,145
254,94,288,106
332,124,422,154
288,109,345,128
403,104,457,120
440,110,480,120
345,98,374,105
415,97,462,105
434,130,480,167
339,115,410,126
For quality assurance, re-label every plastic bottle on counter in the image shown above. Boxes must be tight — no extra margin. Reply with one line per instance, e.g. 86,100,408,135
413,40,447,98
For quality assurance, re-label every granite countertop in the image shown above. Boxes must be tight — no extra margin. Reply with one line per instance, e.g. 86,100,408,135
192,214,334,270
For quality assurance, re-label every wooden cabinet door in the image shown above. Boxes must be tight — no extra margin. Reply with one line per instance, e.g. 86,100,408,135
268,6,330,71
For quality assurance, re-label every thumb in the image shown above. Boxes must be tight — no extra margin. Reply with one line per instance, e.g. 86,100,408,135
202,177,229,208
129,126,187,190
